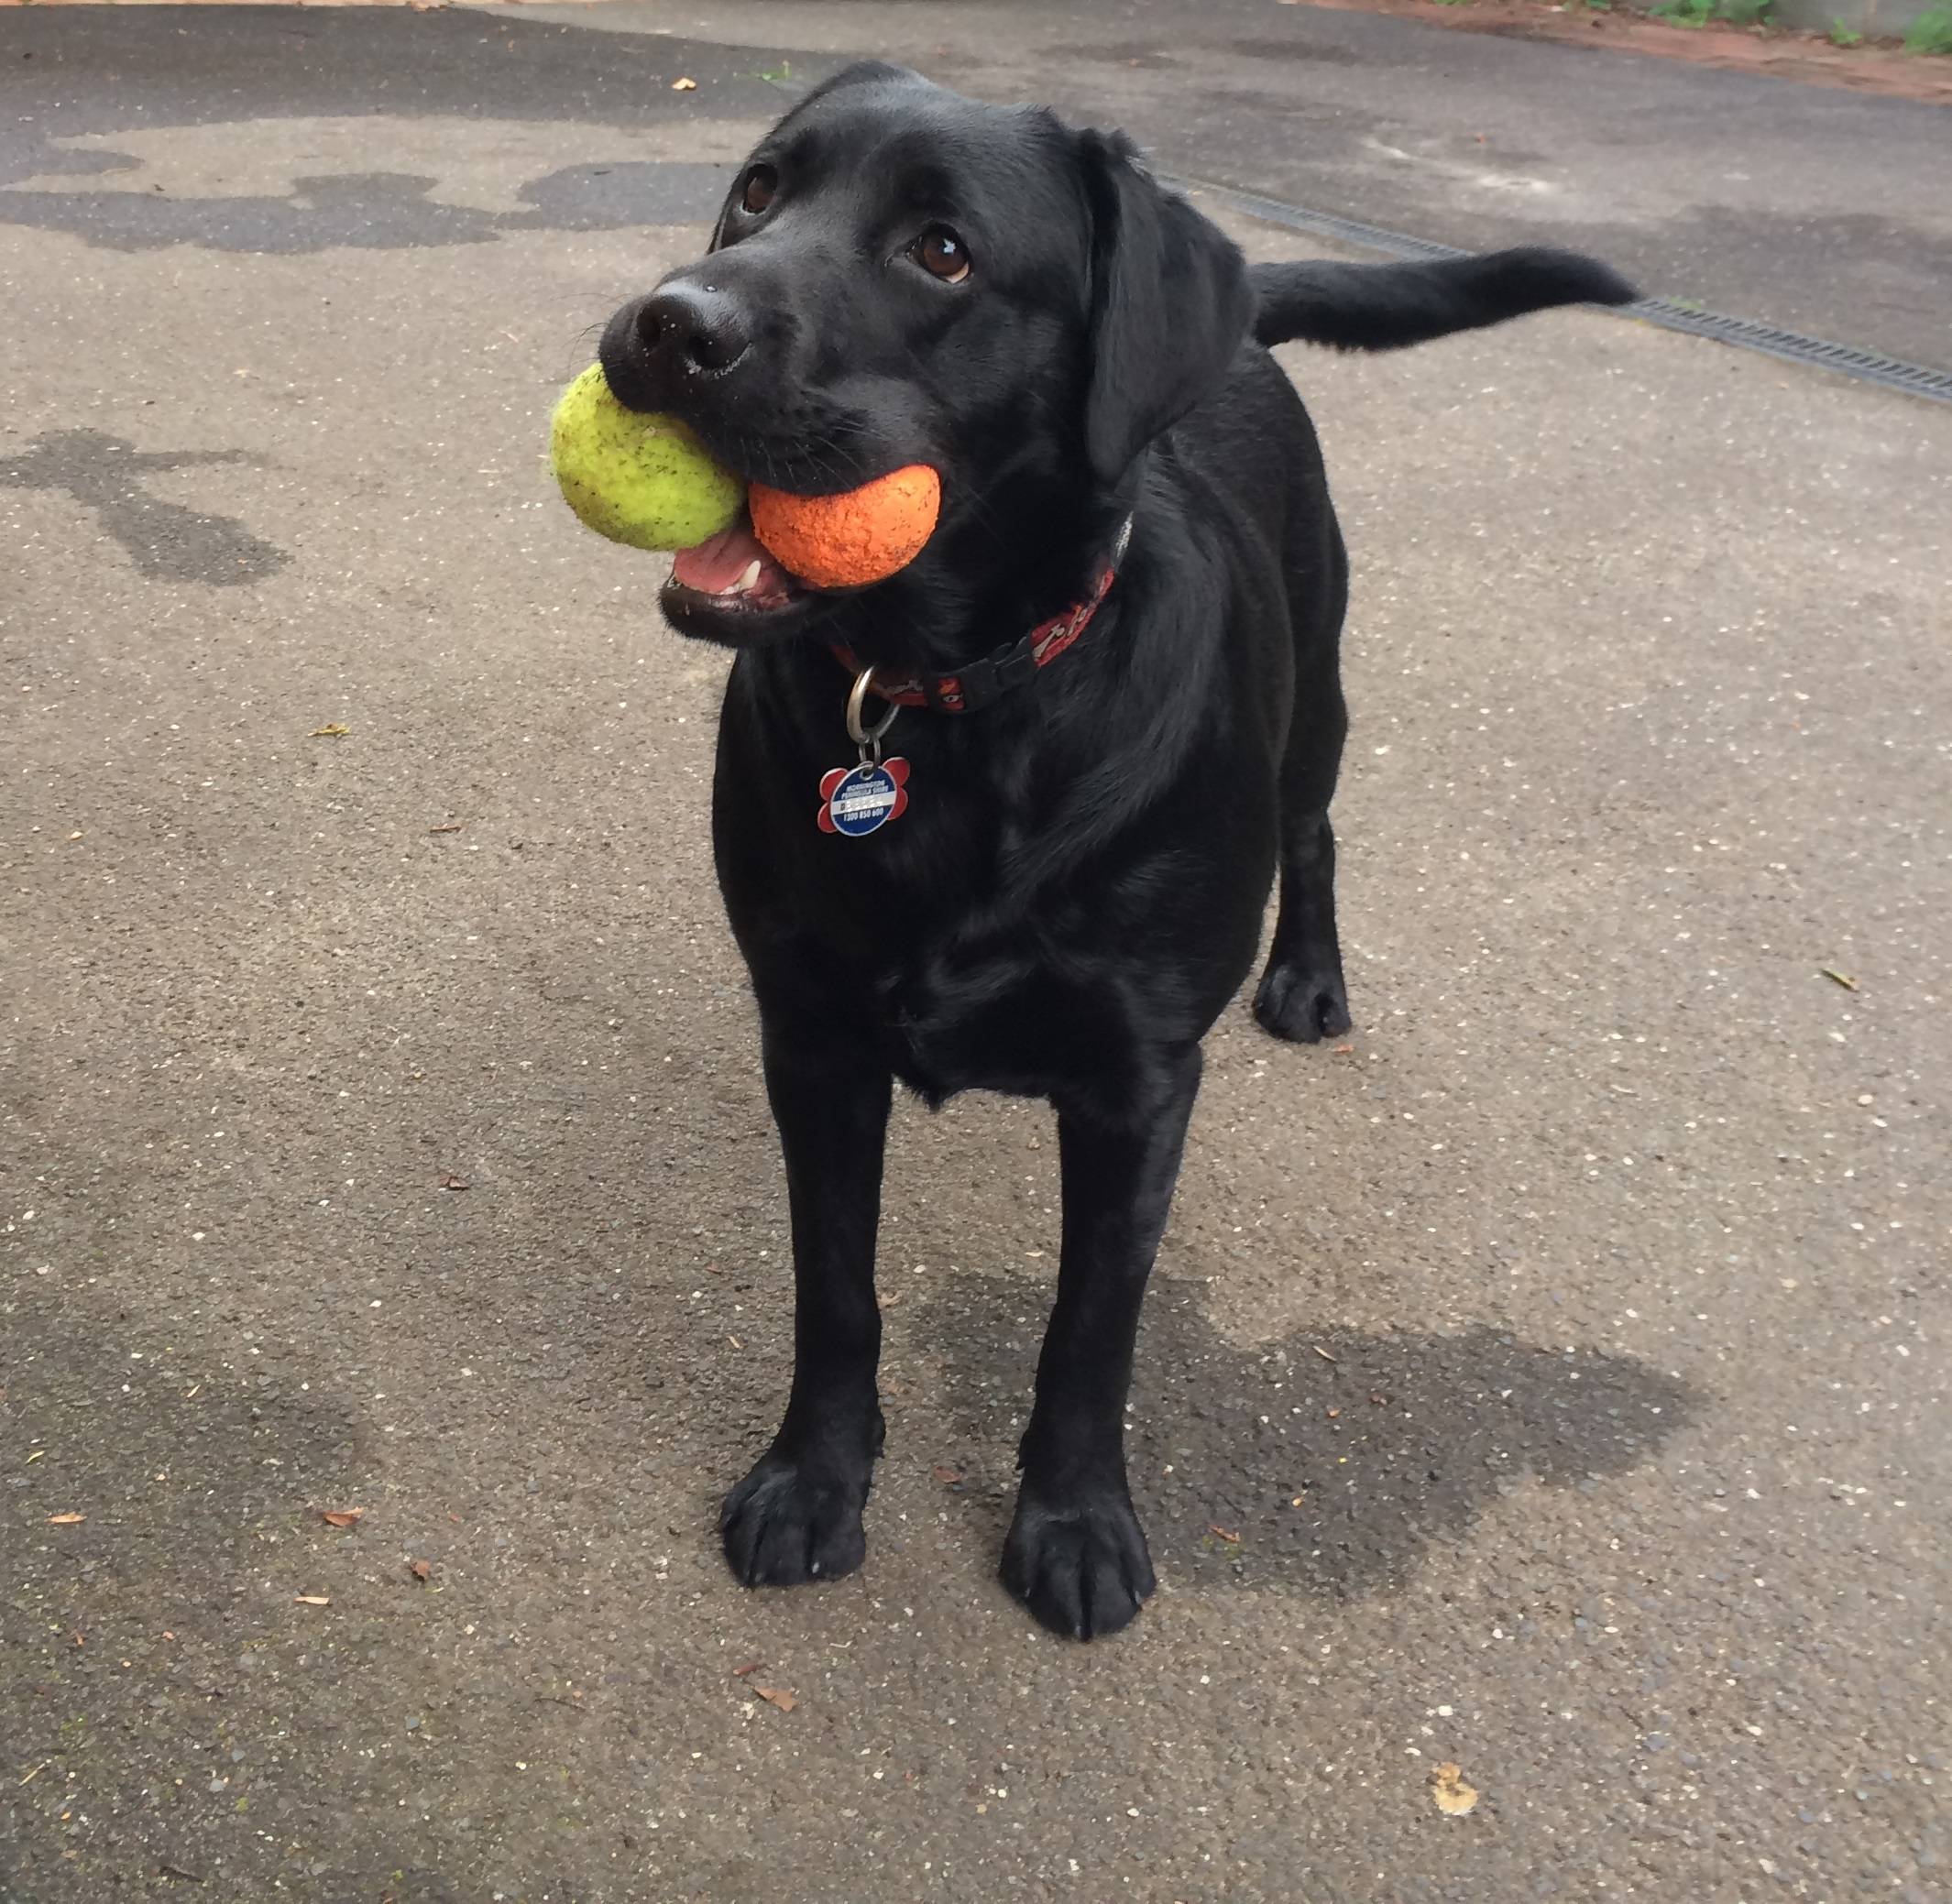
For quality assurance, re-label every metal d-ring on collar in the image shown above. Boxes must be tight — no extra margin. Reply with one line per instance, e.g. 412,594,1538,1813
846,666,900,761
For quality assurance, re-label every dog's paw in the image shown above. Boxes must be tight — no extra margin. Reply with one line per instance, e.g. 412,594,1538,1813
1000,1488,1157,1640
1253,957,1352,1045
720,1452,870,1588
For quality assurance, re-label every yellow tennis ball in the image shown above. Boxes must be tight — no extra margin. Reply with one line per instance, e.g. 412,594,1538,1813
548,365,743,551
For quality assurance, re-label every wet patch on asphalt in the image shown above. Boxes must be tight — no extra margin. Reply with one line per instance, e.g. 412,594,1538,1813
1,430,290,585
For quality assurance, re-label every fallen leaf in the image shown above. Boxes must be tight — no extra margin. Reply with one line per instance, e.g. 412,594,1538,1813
294,1594,331,1607
730,1661,764,1678
1207,1523,1241,1544
752,1684,797,1713
428,823,463,836
26,1450,45,1464
309,723,349,739
46,1513,85,1526
409,1559,433,1581
931,1464,963,1486
1432,1762,1479,1816
319,1508,363,1529
672,75,698,90
438,1175,470,1192
1820,967,1859,991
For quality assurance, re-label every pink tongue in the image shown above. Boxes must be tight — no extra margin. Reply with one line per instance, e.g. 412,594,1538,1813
672,520,785,595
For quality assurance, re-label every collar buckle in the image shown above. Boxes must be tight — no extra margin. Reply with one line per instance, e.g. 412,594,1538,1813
945,636,1037,714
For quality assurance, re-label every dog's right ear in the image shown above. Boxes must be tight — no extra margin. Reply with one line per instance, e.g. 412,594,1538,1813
1077,130,1253,486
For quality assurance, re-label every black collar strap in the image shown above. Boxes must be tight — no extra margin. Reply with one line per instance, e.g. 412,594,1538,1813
831,518,1134,715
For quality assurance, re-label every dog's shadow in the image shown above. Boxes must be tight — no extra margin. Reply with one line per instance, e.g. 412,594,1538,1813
882,1268,1697,1602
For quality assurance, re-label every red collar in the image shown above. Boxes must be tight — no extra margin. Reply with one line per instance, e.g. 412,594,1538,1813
830,521,1131,715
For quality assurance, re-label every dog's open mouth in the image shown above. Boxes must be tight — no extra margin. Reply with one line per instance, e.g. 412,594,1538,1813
664,514,805,618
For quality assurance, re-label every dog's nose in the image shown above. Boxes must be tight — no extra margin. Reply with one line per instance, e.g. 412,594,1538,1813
633,285,751,376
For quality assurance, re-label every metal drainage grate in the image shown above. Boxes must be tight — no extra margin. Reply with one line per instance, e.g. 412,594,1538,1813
1179,175,1952,408
1607,300,1952,404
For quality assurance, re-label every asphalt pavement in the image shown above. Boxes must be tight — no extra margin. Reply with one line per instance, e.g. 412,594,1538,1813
3,6,1948,1902
510,0,1952,374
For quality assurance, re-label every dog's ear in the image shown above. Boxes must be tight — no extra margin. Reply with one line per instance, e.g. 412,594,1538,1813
1078,131,1253,485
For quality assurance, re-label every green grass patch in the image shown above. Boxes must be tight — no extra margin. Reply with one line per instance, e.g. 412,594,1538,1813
1903,3,1952,52
1651,0,1772,25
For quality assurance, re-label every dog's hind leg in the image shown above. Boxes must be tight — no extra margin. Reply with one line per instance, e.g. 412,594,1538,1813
1253,511,1354,1045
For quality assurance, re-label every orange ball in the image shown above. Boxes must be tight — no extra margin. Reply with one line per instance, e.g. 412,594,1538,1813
749,465,941,589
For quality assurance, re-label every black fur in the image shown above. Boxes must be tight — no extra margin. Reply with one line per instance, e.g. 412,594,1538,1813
1251,247,1637,353
593,63,1634,1638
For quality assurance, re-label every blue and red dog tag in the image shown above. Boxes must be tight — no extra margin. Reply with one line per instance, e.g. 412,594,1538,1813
821,668,911,837
817,756,910,837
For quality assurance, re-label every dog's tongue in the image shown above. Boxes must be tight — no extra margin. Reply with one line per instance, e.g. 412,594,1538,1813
671,519,792,596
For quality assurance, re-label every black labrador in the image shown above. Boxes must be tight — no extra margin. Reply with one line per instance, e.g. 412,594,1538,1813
595,62,1633,1638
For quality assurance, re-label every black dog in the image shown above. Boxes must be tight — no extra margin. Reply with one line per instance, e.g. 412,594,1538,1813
596,63,1632,1638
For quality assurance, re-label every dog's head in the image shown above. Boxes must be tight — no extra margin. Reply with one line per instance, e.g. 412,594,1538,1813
598,63,1251,657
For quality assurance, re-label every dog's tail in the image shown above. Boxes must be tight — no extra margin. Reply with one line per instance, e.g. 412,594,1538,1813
1250,247,1638,353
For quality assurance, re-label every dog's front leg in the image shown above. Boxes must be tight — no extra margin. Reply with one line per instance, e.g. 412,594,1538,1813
1002,1045,1202,1639
720,1021,891,1588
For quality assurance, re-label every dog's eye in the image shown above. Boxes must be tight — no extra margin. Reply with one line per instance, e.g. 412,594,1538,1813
912,225,971,285
740,165,777,215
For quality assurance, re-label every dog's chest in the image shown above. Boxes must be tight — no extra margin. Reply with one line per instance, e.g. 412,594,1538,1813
862,922,1106,1101
790,782,1249,1098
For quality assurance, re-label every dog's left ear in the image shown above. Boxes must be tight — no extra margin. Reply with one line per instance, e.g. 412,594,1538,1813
1078,131,1253,485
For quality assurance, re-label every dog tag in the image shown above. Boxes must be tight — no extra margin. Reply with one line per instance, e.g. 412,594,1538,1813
817,757,910,837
